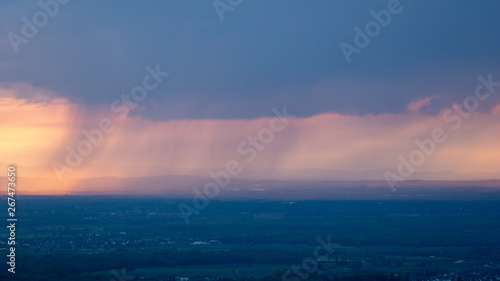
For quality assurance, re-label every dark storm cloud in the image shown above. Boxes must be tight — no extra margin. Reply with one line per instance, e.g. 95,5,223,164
1,0,499,119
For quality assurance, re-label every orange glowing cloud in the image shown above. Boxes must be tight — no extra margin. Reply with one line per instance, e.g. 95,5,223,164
0,88,74,169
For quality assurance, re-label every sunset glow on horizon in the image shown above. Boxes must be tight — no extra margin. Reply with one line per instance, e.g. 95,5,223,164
2,83,500,194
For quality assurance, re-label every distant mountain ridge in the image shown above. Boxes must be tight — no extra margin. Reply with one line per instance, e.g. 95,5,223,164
1,174,499,200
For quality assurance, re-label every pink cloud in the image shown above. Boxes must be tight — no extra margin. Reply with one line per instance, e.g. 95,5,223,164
407,96,435,113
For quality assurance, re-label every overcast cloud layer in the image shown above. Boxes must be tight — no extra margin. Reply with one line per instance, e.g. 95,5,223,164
1,0,499,119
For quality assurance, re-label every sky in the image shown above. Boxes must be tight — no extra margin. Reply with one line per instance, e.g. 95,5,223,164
1,1,499,194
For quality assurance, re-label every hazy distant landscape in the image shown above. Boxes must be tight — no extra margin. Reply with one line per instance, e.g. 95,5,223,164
2,176,500,199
